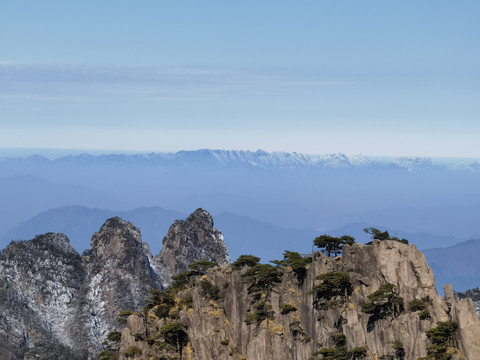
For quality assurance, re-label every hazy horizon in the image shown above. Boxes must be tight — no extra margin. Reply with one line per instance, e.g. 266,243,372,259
2,1,480,157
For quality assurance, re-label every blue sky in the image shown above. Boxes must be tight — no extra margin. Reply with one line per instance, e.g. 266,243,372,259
1,1,479,156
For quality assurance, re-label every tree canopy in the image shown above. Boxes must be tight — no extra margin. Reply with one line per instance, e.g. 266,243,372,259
313,234,355,257
363,228,409,244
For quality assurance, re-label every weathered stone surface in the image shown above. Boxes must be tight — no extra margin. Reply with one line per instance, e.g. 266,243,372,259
116,240,480,360
0,209,230,359
156,208,230,274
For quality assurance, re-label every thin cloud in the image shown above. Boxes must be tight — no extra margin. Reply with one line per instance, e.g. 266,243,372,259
0,63,352,102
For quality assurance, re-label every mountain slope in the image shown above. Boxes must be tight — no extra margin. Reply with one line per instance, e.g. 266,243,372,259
0,209,229,358
111,240,480,360
0,205,185,253
423,239,480,292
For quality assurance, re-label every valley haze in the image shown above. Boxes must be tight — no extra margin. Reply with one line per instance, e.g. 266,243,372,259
1,148,479,292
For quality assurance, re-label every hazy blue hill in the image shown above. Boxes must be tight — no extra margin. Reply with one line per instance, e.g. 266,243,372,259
0,175,126,236
2,203,480,291
0,205,318,262
0,206,185,254
423,239,480,292
214,211,318,262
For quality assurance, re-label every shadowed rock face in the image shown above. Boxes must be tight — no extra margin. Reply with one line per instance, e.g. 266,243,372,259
116,240,480,360
0,233,86,360
0,209,230,359
156,208,231,274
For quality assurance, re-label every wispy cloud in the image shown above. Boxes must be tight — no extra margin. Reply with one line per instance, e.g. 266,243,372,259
0,63,353,103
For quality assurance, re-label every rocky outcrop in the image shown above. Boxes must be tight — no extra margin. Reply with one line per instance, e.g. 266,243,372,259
156,208,230,274
0,209,229,359
81,217,162,354
0,233,86,360
456,286,480,317
114,240,480,360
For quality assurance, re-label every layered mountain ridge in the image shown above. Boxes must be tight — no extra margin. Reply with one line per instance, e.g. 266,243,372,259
0,209,229,359
0,149,456,171
112,240,480,360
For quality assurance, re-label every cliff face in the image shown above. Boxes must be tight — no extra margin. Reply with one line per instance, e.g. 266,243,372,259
0,209,229,359
155,208,230,275
115,240,480,360
0,233,86,360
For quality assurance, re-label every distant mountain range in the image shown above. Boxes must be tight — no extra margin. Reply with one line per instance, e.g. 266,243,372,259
2,149,476,171
1,204,478,292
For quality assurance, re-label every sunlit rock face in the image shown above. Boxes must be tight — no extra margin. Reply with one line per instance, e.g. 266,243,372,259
156,208,230,275
0,209,230,359
116,240,480,360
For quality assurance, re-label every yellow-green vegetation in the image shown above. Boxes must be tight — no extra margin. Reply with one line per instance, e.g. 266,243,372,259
409,298,428,311
199,278,220,300
280,303,297,315
417,321,458,360
124,345,142,358
408,297,432,320
361,283,404,319
271,251,311,284
106,331,121,342
242,263,282,294
117,310,136,323
158,322,189,357
245,302,274,324
420,309,431,320
188,260,218,275
313,333,368,359
363,227,409,245
310,271,352,309
313,235,355,257
392,340,406,359
232,254,260,269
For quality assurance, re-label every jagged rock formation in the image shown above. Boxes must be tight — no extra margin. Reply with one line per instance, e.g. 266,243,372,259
0,233,86,360
0,209,229,359
156,208,230,274
456,286,480,317
113,240,480,360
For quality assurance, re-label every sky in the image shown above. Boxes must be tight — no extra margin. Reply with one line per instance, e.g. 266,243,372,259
1,1,479,157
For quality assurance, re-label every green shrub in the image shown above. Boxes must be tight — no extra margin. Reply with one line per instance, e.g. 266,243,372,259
147,290,176,319
106,331,122,343
124,345,142,358
232,255,260,269
242,264,282,294
426,321,457,346
392,340,405,359
419,321,458,359
313,235,355,257
310,271,352,308
280,303,297,315
409,298,428,312
98,349,116,360
200,278,220,300
168,271,195,291
392,340,404,350
158,321,189,355
179,295,193,309
363,228,409,244
221,339,230,345
271,251,311,284
313,333,367,359
419,309,431,320
134,332,144,341
361,283,404,319
188,260,218,275
118,310,134,317
245,302,274,324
